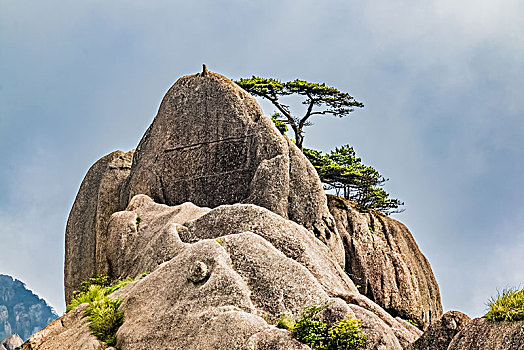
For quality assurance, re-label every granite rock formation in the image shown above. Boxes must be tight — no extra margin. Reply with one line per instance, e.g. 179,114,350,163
64,68,344,302
64,150,134,304
49,67,449,349
0,275,57,341
22,304,103,350
327,195,442,329
407,311,471,350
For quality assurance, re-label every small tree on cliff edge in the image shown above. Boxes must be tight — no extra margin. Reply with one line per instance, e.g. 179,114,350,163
235,77,364,150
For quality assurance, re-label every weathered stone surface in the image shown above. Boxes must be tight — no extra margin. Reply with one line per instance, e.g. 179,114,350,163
447,318,524,350
112,232,417,349
181,203,356,297
121,69,339,255
407,311,471,350
1,334,22,350
39,201,422,349
248,329,310,349
104,194,210,279
327,195,442,329
22,304,103,350
115,238,266,349
349,305,403,350
64,149,134,303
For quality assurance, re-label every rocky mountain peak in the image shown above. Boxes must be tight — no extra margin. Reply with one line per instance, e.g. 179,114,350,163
0,275,57,341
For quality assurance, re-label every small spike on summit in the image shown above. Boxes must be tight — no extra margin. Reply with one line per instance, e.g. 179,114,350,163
202,64,208,76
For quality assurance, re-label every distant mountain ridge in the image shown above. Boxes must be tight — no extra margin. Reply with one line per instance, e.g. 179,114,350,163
0,274,57,341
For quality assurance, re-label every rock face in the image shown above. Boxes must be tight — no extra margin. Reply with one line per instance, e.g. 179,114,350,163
447,318,524,350
1,334,23,350
64,69,343,302
0,275,57,341
122,69,335,242
327,195,442,329
407,311,471,350
64,150,134,303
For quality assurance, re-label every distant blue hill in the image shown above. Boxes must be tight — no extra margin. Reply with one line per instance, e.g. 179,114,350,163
0,274,58,341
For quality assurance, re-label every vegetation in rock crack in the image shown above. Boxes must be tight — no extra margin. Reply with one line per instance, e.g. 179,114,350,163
277,305,366,350
235,76,363,151
135,215,141,226
67,275,133,313
66,274,146,347
303,145,403,214
484,288,524,322
86,295,123,346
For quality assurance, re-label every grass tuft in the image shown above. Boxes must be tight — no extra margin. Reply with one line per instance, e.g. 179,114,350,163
86,296,124,346
67,274,145,347
485,288,524,322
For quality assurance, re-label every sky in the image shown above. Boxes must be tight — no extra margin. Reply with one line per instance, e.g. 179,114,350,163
1,0,523,316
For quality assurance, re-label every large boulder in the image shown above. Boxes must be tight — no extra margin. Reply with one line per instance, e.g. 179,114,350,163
64,68,345,302
64,150,134,303
121,67,340,252
407,311,471,350
56,68,442,349
327,195,442,329
447,318,524,350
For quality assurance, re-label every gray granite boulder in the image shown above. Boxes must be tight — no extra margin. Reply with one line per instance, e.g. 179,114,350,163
64,68,346,302
64,150,134,303
327,195,442,329
447,318,524,350
407,311,471,350
121,67,341,258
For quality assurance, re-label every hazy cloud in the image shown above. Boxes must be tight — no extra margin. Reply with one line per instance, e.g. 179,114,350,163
1,0,522,316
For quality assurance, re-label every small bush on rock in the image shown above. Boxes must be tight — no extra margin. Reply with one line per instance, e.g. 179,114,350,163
67,275,141,347
328,319,366,349
278,305,367,350
86,296,124,346
485,288,524,322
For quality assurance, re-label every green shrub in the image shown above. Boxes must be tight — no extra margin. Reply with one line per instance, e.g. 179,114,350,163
66,275,144,347
86,296,124,346
293,306,329,349
485,288,524,322
74,275,112,298
328,319,367,349
283,305,366,350
66,284,106,312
